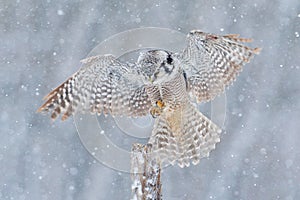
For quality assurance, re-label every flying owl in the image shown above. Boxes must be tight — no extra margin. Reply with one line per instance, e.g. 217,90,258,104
38,30,260,168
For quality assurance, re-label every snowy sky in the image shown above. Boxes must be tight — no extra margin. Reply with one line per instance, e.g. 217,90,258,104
1,0,299,199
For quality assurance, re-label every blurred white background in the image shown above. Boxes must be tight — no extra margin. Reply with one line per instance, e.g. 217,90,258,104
0,0,299,199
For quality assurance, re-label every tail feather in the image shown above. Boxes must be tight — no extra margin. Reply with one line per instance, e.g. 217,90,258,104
150,116,178,165
149,103,221,168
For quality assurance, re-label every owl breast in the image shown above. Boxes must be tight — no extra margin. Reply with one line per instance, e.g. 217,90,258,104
146,70,189,110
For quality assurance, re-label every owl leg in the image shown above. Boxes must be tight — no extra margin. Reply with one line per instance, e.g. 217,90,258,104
150,99,165,118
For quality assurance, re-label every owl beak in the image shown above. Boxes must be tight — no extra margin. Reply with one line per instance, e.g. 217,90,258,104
149,77,153,83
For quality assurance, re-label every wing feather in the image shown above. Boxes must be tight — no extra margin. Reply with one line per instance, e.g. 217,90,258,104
180,30,261,102
37,55,152,120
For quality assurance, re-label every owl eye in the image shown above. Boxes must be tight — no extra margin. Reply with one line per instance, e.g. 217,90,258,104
166,55,173,65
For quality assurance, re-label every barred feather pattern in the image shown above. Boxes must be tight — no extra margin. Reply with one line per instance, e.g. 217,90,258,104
181,30,261,102
38,30,260,168
37,55,152,120
145,70,189,109
149,103,221,168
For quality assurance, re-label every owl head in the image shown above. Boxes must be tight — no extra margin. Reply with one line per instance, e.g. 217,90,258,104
137,50,179,84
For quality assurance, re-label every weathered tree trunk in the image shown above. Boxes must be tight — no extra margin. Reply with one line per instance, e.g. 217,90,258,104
131,143,162,200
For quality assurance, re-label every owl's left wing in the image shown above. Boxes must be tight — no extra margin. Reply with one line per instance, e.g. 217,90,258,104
180,30,261,102
38,55,152,120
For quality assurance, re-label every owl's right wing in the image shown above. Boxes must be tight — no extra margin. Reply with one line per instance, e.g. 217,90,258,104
37,55,152,120
180,30,261,102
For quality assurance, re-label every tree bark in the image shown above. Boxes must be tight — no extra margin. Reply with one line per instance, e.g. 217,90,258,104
131,143,162,200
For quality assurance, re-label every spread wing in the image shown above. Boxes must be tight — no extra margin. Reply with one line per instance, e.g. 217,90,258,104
37,55,152,120
180,30,261,102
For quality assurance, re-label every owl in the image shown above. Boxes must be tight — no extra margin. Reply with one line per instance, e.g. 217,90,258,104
38,30,260,168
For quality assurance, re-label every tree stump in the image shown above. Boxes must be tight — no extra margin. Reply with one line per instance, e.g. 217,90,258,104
131,143,162,200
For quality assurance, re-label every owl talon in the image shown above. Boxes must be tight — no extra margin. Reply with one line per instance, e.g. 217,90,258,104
150,107,161,118
150,99,166,118
156,99,165,109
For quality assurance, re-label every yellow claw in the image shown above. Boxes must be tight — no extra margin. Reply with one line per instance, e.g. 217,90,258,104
150,99,166,118
156,100,165,109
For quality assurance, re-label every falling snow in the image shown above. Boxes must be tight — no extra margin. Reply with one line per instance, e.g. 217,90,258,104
1,1,299,200
57,9,65,16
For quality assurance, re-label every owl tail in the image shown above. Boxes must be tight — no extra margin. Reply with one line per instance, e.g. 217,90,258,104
149,103,221,168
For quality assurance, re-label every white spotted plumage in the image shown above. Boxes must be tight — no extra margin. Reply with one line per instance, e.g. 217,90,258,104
38,30,260,167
